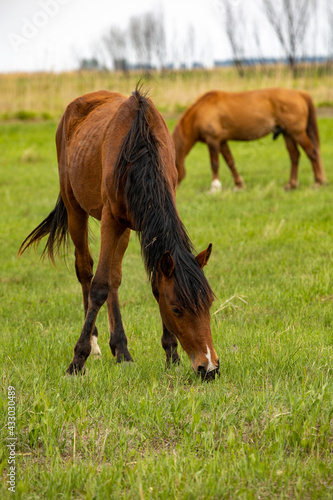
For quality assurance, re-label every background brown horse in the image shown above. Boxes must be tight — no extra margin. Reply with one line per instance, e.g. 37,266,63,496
173,88,327,192
19,88,219,380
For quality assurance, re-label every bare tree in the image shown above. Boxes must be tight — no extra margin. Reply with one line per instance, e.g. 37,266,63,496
103,26,128,71
253,26,266,69
327,0,333,62
129,13,154,69
153,12,167,70
184,25,196,68
129,12,168,70
261,0,315,76
221,0,246,77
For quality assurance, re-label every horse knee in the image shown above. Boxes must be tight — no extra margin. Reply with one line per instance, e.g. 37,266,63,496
90,281,109,307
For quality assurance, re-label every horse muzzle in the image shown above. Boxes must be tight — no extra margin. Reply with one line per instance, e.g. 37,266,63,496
197,359,220,381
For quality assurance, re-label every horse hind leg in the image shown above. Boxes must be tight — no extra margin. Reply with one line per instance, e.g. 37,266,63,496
161,324,180,368
107,228,133,363
220,142,244,190
295,132,326,187
283,134,300,190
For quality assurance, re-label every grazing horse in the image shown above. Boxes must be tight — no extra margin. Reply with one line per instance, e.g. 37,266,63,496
173,88,326,192
18,88,219,380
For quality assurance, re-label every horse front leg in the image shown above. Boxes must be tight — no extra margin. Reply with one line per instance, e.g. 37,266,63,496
66,283,107,374
161,324,180,367
283,134,300,190
66,208,126,375
107,290,133,363
105,228,133,363
207,143,222,193
74,248,101,358
66,203,101,359
220,142,244,189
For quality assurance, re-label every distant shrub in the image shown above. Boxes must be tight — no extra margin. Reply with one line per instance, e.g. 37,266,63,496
41,111,53,120
14,110,37,120
317,101,333,108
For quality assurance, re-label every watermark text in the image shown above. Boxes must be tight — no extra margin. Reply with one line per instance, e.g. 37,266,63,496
6,386,16,493
7,0,71,52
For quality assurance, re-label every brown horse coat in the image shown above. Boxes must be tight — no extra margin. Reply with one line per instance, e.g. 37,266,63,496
173,88,326,191
19,89,219,379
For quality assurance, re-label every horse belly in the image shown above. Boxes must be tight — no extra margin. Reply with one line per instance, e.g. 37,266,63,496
67,130,104,219
226,114,274,141
69,146,102,218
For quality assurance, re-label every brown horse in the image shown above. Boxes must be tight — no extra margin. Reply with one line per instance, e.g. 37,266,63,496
18,88,219,380
173,88,326,192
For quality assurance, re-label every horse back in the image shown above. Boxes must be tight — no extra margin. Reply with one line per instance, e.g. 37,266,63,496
182,88,310,142
56,91,127,219
102,92,177,226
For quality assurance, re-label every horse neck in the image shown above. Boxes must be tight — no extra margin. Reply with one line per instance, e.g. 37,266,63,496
182,117,197,154
139,187,192,280
143,192,214,315
174,118,197,162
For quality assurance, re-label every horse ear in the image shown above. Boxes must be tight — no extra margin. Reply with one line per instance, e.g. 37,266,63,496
196,243,212,269
160,251,175,278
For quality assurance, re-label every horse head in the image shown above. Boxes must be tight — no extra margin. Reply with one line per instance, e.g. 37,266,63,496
153,244,219,380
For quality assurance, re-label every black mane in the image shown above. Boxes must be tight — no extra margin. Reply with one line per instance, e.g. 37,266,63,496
114,88,213,313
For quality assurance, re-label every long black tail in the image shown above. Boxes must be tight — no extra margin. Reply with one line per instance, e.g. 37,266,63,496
18,193,69,265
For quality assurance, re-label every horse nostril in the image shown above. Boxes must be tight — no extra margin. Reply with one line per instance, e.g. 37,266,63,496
197,365,218,381
197,365,206,375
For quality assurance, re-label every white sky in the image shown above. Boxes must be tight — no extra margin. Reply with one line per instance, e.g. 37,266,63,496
0,0,329,73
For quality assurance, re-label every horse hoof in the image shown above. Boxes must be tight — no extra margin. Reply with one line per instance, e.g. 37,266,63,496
284,182,298,190
209,179,222,194
117,358,134,368
235,176,245,191
165,356,180,369
313,180,326,189
91,336,102,358
116,351,134,363
66,362,85,375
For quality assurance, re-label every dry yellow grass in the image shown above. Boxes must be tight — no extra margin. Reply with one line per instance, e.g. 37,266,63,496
0,66,333,119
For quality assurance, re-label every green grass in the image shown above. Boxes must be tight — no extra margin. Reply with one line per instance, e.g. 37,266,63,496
1,118,333,499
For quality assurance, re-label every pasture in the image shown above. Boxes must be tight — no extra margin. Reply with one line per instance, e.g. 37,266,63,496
1,113,333,498
1,66,333,120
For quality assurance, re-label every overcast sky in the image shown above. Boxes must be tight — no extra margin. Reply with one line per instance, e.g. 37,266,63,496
0,0,329,73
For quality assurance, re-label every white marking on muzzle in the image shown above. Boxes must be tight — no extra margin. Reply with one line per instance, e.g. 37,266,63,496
205,345,216,373
91,335,101,358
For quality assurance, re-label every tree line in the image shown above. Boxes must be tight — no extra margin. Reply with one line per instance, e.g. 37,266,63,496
223,0,333,77
80,0,333,76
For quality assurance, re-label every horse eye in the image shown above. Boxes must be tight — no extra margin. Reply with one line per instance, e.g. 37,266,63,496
171,306,182,316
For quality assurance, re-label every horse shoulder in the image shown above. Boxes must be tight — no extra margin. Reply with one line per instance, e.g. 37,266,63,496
196,99,226,143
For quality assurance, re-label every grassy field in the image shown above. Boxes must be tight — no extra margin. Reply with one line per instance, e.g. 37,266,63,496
0,112,333,499
1,66,333,120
